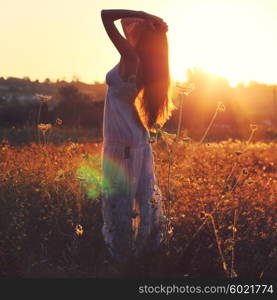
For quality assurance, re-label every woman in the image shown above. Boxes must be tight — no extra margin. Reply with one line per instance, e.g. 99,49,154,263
100,9,175,264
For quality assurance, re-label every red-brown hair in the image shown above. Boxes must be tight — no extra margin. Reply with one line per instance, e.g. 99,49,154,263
133,27,176,132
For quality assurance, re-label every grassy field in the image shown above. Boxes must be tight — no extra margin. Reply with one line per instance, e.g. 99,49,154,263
0,131,276,278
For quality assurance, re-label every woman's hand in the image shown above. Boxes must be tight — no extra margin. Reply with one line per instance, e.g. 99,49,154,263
142,12,168,32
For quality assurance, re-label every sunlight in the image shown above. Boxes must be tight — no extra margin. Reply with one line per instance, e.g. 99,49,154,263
167,0,277,86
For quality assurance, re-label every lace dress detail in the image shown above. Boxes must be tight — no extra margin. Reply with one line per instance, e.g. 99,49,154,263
101,63,167,263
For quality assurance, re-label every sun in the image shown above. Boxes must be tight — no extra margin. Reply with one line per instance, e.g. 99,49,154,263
167,0,277,87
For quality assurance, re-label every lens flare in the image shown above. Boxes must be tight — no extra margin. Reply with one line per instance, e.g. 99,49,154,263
76,151,133,200
101,151,133,197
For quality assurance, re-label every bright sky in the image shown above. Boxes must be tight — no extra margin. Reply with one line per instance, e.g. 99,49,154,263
0,0,276,86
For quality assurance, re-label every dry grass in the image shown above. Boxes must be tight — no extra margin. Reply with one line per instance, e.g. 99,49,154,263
0,137,276,278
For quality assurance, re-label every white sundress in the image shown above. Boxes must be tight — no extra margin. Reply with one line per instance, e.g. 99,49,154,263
101,62,166,263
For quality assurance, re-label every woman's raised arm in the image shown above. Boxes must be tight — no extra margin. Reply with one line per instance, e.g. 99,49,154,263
101,9,164,60
101,10,144,60
101,9,147,22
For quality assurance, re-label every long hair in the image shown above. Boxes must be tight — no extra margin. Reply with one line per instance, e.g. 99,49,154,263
133,27,176,133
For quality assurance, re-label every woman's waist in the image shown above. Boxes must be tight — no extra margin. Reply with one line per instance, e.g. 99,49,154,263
103,137,150,149
103,123,150,148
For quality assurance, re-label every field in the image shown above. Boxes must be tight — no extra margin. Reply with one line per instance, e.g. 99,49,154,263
0,130,276,278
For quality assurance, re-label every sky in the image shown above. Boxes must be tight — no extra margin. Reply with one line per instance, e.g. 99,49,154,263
0,0,276,86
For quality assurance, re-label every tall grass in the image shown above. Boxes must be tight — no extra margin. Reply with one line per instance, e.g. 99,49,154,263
152,96,264,278
0,93,276,278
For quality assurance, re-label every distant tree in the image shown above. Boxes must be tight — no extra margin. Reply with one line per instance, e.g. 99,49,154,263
8,86,19,93
248,81,259,87
51,84,103,128
44,78,51,84
71,74,80,82
23,76,31,82
0,100,43,127
53,85,84,127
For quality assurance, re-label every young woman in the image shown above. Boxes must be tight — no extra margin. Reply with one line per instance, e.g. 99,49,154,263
100,9,175,264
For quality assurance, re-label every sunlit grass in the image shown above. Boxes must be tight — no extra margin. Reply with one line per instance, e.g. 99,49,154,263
0,136,276,278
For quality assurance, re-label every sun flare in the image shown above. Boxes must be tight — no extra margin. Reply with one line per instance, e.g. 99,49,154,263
167,0,277,86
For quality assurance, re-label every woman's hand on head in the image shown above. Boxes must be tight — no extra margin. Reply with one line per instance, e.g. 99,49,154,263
143,12,168,32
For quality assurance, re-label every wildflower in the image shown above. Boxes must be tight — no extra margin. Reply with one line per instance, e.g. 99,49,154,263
182,137,191,143
37,123,52,134
35,93,52,103
223,262,228,271
176,82,195,96
199,212,210,219
55,118,63,126
153,123,161,130
228,225,237,232
54,169,65,181
82,153,90,160
242,168,248,175
67,142,78,152
161,131,176,145
259,232,268,239
250,124,258,131
168,227,174,235
57,169,64,176
1,138,9,146
149,137,156,143
160,214,168,224
217,101,226,112
75,224,84,236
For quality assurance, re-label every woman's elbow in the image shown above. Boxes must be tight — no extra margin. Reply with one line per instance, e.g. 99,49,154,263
101,9,110,18
101,9,106,20
101,10,112,22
